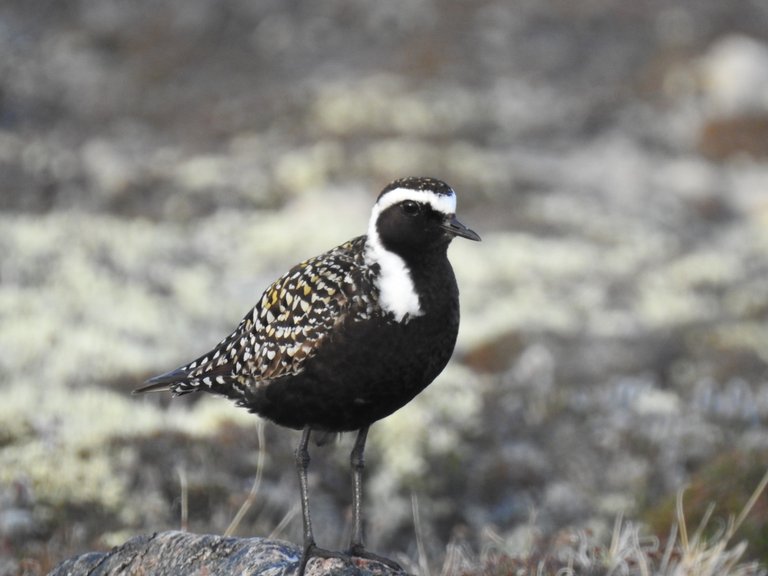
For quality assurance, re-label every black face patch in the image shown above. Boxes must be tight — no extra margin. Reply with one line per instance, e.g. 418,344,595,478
375,201,450,259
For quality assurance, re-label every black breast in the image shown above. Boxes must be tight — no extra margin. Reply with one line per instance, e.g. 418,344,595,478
251,258,461,432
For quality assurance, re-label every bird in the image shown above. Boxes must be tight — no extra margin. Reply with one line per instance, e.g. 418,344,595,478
133,176,481,574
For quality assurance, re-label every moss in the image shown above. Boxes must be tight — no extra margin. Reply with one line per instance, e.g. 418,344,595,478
0,381,253,518
0,384,145,511
309,76,479,138
272,141,345,195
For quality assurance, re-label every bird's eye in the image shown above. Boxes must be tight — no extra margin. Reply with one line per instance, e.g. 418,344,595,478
401,201,421,216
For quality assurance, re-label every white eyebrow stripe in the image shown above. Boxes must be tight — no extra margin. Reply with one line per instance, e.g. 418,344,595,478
374,187,457,215
363,185,458,322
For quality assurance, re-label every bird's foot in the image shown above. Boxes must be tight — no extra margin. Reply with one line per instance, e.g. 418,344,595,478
297,542,350,575
347,544,404,572
297,542,403,574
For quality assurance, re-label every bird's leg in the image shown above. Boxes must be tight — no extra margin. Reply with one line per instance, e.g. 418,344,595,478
347,427,403,571
296,427,315,575
296,427,314,551
349,426,369,554
295,427,348,575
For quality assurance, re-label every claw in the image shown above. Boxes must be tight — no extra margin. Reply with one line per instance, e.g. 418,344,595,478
347,545,404,572
297,543,350,575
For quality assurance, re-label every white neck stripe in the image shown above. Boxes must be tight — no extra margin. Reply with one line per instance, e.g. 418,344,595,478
363,186,457,323
374,187,457,215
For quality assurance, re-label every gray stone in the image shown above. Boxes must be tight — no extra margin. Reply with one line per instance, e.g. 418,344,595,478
47,531,408,576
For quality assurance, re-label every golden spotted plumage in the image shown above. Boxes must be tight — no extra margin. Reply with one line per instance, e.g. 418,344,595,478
142,236,379,394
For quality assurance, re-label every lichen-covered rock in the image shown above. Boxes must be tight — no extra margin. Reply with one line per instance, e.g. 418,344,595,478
48,531,408,576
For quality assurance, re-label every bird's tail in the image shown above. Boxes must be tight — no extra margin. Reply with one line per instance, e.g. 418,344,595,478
132,367,188,395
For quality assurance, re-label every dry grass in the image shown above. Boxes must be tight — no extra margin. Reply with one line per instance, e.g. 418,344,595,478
224,420,266,537
432,469,768,576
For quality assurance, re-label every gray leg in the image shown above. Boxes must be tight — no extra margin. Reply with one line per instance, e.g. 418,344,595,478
296,428,314,550
349,426,369,553
346,427,403,571
295,427,348,575
296,427,315,575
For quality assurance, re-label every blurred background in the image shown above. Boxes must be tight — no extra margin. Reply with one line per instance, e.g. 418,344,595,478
2,0,768,573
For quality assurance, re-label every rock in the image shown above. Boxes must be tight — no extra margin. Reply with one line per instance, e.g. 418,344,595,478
47,531,408,576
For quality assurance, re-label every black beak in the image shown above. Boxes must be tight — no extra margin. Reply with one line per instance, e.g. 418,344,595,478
441,215,481,241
